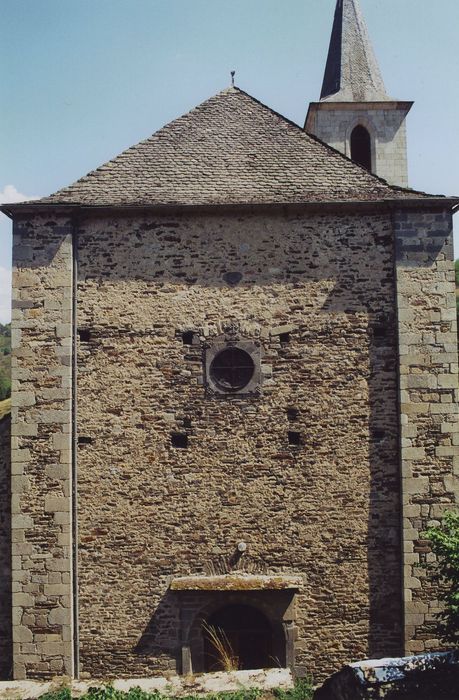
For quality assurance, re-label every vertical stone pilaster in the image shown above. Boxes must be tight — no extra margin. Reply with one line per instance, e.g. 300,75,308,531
11,216,74,679
395,208,459,654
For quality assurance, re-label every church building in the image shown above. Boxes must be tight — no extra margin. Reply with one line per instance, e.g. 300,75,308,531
1,0,458,682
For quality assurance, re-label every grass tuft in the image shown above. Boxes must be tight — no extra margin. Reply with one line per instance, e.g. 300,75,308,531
201,621,239,672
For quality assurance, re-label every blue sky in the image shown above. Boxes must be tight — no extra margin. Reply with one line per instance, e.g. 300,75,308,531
1,0,459,323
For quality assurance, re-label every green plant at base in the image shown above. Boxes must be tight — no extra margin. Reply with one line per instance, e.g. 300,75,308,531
39,688,72,700
273,677,314,700
37,686,265,700
424,510,459,646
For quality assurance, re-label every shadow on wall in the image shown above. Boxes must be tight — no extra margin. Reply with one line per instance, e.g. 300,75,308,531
0,412,12,679
134,590,180,665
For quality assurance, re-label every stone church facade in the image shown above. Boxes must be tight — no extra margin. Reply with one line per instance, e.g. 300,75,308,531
1,0,458,683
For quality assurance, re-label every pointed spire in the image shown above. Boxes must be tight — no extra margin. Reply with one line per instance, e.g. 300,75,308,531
320,0,391,102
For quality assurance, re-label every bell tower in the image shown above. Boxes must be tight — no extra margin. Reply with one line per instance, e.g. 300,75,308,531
305,0,413,187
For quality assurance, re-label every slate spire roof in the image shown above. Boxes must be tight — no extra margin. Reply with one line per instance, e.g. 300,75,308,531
320,0,391,102
28,87,428,209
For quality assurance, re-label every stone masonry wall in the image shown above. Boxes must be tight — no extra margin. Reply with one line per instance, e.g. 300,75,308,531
395,209,459,654
10,217,74,679
76,209,402,680
0,412,12,679
309,107,409,187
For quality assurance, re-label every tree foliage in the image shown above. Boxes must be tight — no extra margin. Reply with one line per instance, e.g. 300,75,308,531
0,375,9,401
0,322,11,400
425,510,459,646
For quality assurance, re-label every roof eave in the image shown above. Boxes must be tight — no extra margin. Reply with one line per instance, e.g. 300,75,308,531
2,197,458,220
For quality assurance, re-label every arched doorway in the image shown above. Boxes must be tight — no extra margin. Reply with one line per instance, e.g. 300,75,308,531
350,124,372,171
203,604,274,671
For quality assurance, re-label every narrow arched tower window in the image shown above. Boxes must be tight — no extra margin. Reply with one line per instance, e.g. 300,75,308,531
350,125,372,171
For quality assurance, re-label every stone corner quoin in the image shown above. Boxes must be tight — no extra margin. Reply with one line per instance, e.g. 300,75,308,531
10,217,74,680
394,208,459,655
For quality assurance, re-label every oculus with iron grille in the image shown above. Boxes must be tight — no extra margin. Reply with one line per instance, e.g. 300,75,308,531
205,340,261,396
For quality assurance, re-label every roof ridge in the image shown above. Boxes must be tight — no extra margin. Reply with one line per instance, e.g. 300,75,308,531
231,86,306,133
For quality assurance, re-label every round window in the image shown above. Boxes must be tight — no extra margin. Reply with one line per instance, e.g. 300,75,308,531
210,347,255,392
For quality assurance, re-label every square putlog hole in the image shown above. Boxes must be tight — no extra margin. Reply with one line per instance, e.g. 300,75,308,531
78,436,93,445
78,329,91,342
171,432,188,449
182,331,195,346
288,431,301,446
287,408,299,422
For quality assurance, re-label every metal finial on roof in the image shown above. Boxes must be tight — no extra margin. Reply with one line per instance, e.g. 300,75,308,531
231,71,235,87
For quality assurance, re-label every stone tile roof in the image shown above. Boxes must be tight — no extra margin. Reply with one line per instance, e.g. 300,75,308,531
320,0,391,102
33,87,427,207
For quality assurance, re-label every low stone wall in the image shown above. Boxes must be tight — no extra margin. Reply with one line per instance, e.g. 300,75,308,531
0,668,293,699
313,651,459,699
